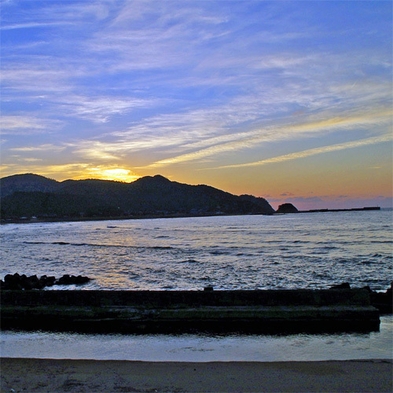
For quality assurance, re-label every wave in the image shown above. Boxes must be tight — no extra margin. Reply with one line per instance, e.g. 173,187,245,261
360,260,378,265
209,250,231,255
23,241,175,250
180,259,201,264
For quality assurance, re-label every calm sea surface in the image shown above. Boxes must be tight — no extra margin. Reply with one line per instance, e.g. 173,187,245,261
1,210,392,291
1,210,392,361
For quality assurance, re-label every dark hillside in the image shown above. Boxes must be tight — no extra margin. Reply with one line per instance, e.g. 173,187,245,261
0,173,59,198
0,173,275,220
0,191,96,218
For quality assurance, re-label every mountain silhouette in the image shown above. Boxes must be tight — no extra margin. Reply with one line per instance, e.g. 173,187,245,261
0,173,275,220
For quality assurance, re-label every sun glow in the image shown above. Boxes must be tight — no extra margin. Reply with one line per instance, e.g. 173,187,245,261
83,168,140,183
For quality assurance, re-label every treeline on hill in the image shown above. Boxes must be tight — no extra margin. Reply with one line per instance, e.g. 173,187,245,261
0,174,275,220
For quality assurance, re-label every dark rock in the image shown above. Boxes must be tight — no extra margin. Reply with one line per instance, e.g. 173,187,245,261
57,274,72,285
57,274,90,286
40,275,56,287
276,203,299,214
22,275,41,290
74,275,90,284
1,273,91,290
330,282,351,289
4,273,23,290
4,273,19,283
204,286,214,291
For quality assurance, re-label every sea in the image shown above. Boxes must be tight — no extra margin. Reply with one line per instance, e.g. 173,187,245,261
1,209,392,361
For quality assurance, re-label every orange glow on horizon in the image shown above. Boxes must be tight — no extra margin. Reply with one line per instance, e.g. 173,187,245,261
76,168,140,183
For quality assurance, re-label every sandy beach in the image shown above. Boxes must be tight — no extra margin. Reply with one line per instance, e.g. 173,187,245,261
1,358,391,393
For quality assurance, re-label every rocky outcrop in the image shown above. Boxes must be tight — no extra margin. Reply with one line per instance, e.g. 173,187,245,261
0,273,91,290
56,274,90,285
276,203,298,213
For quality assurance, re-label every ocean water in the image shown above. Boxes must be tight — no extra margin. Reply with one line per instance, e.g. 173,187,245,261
1,210,392,362
1,210,392,291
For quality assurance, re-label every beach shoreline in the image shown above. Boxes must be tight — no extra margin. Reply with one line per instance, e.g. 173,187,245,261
1,357,392,393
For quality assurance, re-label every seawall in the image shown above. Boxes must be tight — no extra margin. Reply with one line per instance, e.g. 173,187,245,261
0,289,380,334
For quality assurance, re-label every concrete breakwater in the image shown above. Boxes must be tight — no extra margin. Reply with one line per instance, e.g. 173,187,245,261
0,289,380,334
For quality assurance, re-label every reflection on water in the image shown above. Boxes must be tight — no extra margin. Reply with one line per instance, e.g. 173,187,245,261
1,212,392,291
1,315,391,362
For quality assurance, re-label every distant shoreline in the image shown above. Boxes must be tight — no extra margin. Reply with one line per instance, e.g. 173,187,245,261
0,206,386,225
298,206,381,213
1,211,255,225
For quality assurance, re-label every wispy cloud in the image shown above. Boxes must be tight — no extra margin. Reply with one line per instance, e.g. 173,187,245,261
10,144,66,153
1,115,47,130
216,134,393,169
0,115,62,134
57,95,154,123
0,22,72,31
1,67,75,94
144,108,392,168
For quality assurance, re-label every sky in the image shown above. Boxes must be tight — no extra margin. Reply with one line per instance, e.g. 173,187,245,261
1,0,392,210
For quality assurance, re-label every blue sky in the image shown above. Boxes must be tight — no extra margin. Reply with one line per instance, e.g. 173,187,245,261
1,0,392,209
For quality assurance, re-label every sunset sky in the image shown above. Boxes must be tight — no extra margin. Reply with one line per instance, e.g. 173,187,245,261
1,0,392,210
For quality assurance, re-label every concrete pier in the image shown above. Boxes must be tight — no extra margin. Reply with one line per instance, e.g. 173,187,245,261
0,289,380,334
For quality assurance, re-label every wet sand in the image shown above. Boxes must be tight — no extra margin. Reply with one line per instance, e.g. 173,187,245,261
1,358,392,392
